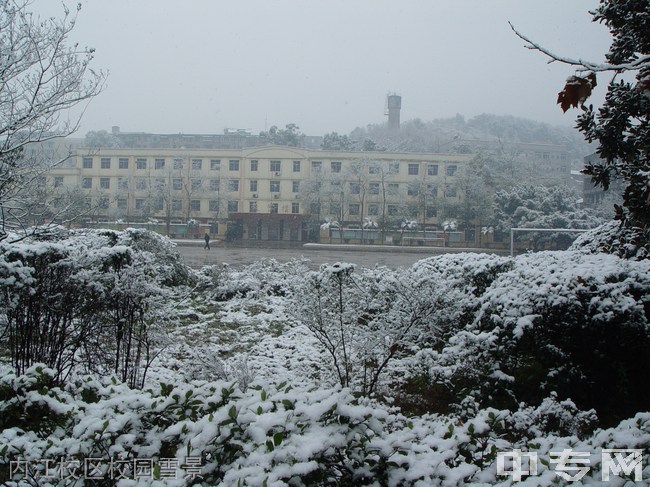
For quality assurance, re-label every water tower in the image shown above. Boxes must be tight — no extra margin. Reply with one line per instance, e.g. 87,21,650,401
385,93,401,130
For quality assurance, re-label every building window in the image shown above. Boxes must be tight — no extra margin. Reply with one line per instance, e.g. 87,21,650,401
172,199,182,211
368,165,379,175
291,202,299,214
227,200,239,212
427,164,439,176
153,199,163,211
311,161,322,172
100,177,110,189
408,163,419,175
209,200,220,212
292,181,300,193
119,158,129,169
136,158,147,170
155,158,165,170
209,179,220,191
293,160,301,172
349,203,360,216
228,179,239,192
368,204,379,216
190,200,201,211
82,178,92,189
82,157,93,169
427,184,437,198
100,158,111,169
331,161,341,173
249,180,258,192
369,182,379,195
229,159,239,171
118,177,128,190
270,160,281,172
270,180,280,193
444,185,457,197
389,162,400,174
191,179,202,191
387,204,398,216
270,203,278,214
310,202,320,214
250,160,258,171
446,165,457,176
388,183,399,193
210,159,221,171
135,199,145,210
407,184,418,196
249,201,258,213
173,158,183,170
117,199,127,209
426,206,437,218
135,178,147,190
329,203,340,215
172,178,182,190
191,159,202,170
350,182,360,194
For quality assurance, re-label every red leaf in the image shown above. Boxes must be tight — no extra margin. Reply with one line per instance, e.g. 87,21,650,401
557,73,597,112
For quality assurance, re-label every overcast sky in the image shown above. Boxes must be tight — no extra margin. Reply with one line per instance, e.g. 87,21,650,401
31,0,612,137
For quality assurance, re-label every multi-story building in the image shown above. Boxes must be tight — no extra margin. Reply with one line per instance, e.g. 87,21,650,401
45,144,472,242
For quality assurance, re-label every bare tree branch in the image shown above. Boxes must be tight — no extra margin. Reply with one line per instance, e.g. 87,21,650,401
509,21,649,73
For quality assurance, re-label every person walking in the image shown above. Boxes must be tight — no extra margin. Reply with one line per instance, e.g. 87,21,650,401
204,233,210,250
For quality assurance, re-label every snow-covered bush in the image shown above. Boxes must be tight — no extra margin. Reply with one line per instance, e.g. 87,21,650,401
424,251,650,427
1,365,648,486
570,220,650,260
97,227,193,287
0,229,186,386
0,241,85,381
405,253,513,348
291,262,445,396
200,258,309,302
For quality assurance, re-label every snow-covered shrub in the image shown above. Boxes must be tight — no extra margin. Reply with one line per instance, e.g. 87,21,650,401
570,220,650,260
292,262,441,395
98,227,193,287
1,365,648,486
0,241,86,380
405,253,513,348
0,229,184,386
390,254,513,414
435,251,650,427
202,258,309,302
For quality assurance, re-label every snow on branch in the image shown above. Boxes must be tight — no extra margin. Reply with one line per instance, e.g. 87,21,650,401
508,22,649,73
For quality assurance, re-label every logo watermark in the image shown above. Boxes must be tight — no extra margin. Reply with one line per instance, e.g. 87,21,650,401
10,457,203,481
497,448,644,482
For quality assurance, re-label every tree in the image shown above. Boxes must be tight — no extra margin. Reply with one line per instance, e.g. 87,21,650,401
293,263,433,395
494,185,606,250
84,130,121,149
511,0,649,253
0,1,105,240
259,123,304,147
321,132,354,151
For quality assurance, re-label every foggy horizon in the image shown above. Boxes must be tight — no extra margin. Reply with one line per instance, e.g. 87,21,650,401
30,0,612,137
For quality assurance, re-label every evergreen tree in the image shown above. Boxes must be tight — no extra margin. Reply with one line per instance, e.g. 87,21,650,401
512,0,649,255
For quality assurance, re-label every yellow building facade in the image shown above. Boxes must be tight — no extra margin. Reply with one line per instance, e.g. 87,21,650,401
47,145,472,241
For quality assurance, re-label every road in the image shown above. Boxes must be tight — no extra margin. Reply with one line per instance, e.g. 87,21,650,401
174,241,505,270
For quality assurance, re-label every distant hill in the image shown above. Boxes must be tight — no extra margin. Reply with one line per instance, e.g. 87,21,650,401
349,114,593,168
